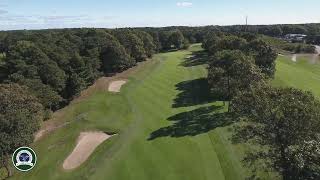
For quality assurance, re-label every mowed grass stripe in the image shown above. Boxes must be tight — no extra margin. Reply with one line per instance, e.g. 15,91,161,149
91,52,185,179
209,130,245,180
101,48,227,180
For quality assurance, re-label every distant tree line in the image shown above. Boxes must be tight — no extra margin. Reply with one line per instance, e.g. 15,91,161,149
137,24,320,55
202,31,320,179
138,23,320,45
260,35,316,54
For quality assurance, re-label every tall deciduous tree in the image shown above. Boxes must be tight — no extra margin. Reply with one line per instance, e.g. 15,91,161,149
6,41,67,92
149,31,162,52
203,33,247,55
169,30,185,49
246,39,278,77
100,41,134,74
134,30,156,58
112,29,147,62
231,86,320,180
207,50,264,102
0,83,43,178
16,79,62,111
159,31,172,50
65,72,85,98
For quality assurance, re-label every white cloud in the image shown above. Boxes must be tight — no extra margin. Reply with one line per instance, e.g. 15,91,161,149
176,2,193,7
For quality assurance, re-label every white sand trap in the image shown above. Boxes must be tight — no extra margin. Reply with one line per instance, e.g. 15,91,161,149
292,54,297,62
63,132,114,170
108,80,127,92
311,45,320,64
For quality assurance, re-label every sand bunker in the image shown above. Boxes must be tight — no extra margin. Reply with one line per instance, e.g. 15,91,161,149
108,80,127,92
292,54,297,62
63,132,114,170
311,45,320,64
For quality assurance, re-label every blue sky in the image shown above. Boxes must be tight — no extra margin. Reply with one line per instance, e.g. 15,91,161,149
0,0,319,30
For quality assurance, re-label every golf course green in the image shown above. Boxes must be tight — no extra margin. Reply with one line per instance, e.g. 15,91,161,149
10,45,319,180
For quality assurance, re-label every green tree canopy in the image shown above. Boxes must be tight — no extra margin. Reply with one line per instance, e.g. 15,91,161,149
0,83,43,178
100,41,134,74
6,41,67,92
169,30,185,49
231,86,320,180
134,30,156,58
246,39,278,77
208,50,264,101
203,33,247,55
112,29,147,62
15,78,62,111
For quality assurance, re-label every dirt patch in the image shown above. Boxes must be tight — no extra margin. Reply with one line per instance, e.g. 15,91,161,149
34,108,70,142
108,80,127,92
63,132,115,170
34,121,71,141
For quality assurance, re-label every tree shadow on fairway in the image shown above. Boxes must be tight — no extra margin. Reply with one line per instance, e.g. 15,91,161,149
148,105,236,140
180,50,209,67
172,78,216,108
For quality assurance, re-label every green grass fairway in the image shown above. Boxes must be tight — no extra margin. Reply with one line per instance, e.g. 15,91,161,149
11,44,267,180
273,56,320,97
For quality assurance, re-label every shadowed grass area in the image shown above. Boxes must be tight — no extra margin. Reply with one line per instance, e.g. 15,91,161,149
180,50,209,67
148,106,234,140
172,78,215,108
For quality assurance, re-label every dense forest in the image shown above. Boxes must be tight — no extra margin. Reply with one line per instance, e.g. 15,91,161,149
1,23,320,178
140,23,320,53
0,28,189,112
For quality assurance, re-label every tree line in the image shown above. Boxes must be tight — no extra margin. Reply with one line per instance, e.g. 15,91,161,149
0,28,189,110
0,28,189,178
139,23,320,47
203,32,320,180
260,35,316,54
139,23,320,54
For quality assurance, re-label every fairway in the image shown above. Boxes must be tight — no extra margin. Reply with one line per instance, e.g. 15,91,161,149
273,55,320,97
11,44,249,180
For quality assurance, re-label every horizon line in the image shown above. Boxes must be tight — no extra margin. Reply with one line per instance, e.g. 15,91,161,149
1,22,319,32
